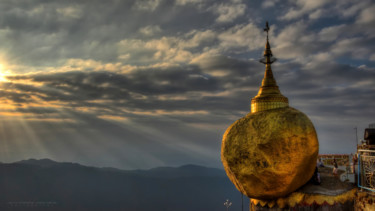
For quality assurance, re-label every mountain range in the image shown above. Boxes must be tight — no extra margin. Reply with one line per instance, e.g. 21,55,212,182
0,159,247,211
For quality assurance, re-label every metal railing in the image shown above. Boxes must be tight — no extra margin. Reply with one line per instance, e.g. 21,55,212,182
358,149,375,192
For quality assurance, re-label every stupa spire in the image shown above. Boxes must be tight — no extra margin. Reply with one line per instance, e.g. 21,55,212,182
250,21,289,113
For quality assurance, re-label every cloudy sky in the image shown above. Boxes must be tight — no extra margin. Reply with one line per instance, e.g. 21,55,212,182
0,0,374,169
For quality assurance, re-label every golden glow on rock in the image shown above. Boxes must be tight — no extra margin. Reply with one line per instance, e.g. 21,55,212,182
221,107,319,199
251,188,357,208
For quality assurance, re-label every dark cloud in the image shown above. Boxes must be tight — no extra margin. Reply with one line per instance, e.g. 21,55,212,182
6,56,375,122
0,0,216,66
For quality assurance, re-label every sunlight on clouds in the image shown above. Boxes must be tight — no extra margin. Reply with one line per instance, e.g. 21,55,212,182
119,23,264,67
281,0,328,20
210,1,247,23
26,118,77,123
0,100,17,110
56,6,82,19
27,100,68,108
175,0,202,6
0,112,25,117
184,30,217,49
98,115,129,121
218,23,263,51
64,59,124,72
139,25,162,36
157,95,188,101
262,0,279,8
356,5,375,24
318,24,346,42
7,59,128,74
118,38,194,64
338,1,370,18
305,52,333,68
121,108,209,116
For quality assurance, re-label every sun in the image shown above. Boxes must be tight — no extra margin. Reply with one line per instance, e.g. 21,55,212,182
0,64,9,82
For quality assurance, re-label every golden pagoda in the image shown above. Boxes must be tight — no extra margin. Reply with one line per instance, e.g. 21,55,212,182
221,22,319,200
251,22,288,113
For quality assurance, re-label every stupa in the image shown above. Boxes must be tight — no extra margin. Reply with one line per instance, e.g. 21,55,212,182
221,22,319,200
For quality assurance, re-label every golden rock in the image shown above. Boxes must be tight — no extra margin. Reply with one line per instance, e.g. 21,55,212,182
221,107,319,199
221,22,319,200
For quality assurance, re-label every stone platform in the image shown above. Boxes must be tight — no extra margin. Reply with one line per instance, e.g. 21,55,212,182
356,190,375,211
250,167,356,211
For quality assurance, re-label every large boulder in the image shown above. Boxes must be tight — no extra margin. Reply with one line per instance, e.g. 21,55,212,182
221,107,319,199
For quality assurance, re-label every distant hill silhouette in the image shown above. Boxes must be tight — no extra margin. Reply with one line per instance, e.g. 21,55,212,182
15,158,61,167
0,159,247,211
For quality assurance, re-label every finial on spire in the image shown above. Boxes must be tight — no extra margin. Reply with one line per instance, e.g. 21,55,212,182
259,21,276,65
264,21,270,39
